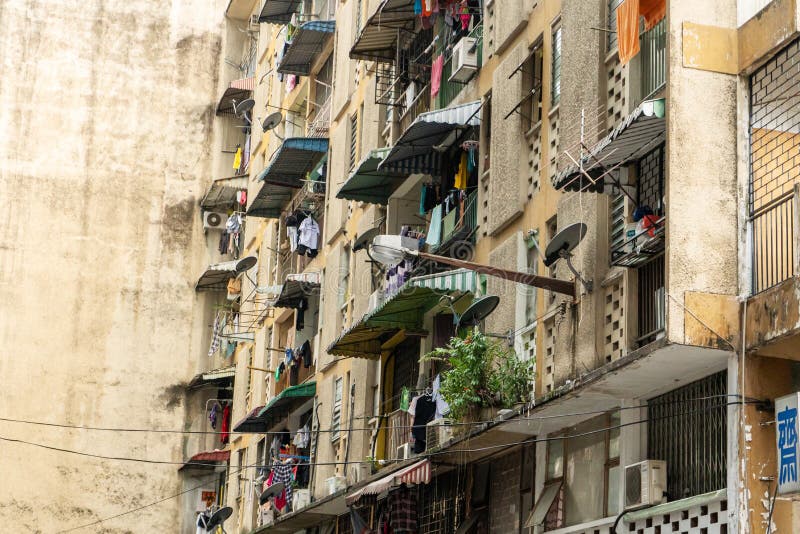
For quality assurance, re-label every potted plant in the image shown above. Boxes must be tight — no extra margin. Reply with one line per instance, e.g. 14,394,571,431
423,330,534,424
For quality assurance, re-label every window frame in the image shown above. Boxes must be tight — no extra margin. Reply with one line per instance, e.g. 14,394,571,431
550,19,562,106
331,376,344,442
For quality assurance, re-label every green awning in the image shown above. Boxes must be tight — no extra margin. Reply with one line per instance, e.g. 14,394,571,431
336,147,409,204
256,381,316,430
327,269,483,358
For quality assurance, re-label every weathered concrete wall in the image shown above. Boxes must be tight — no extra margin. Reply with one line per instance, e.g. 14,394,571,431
0,1,223,531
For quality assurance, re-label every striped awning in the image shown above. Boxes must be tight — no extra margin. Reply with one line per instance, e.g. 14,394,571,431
278,20,336,76
232,405,266,433
336,147,408,204
188,365,236,388
552,98,666,193
346,459,431,505
350,0,417,62
273,276,321,309
327,269,483,358
380,101,482,173
216,77,255,116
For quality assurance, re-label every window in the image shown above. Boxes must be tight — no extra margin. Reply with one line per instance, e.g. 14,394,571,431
524,235,539,325
338,246,351,327
524,39,544,128
348,112,359,170
551,23,562,106
331,377,343,441
546,215,558,305
605,411,622,516
607,0,624,51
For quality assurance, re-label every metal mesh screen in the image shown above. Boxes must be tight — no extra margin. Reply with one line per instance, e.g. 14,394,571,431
637,145,664,215
418,470,466,534
648,371,727,501
636,256,664,346
749,37,800,293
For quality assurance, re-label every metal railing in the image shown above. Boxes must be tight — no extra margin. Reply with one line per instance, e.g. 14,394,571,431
308,96,331,138
636,255,665,347
385,409,411,460
640,18,666,100
433,190,478,254
399,84,431,134
750,187,799,293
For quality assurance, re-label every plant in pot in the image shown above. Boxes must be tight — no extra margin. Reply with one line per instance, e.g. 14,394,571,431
423,329,534,424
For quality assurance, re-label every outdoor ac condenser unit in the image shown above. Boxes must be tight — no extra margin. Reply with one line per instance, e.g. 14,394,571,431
425,418,455,450
449,37,479,83
625,460,667,509
203,211,226,231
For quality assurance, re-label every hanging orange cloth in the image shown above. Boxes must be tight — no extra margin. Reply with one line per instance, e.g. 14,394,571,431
639,0,665,31
617,0,640,65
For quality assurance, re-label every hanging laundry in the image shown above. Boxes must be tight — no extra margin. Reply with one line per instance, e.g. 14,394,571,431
232,145,242,170
298,339,313,368
287,74,297,92
426,204,442,249
297,216,320,257
388,485,418,533
640,0,666,30
220,403,231,444
419,183,428,215
617,0,641,65
431,374,450,419
208,312,223,357
285,348,295,366
408,393,436,453
271,461,294,512
209,403,219,429
430,54,444,98
454,152,468,189
296,298,307,330
236,190,247,205
414,0,422,14
459,0,470,30
400,387,411,411
421,0,432,17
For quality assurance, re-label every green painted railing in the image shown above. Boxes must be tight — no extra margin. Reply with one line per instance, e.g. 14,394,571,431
435,23,483,110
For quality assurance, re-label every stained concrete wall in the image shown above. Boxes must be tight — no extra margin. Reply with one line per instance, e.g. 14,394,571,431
0,0,224,531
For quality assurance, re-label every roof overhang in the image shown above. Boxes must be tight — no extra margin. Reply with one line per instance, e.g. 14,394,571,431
256,137,329,187
226,0,259,19
232,405,266,433
278,21,336,76
552,98,666,192
246,182,295,219
179,449,231,471
188,365,236,389
327,269,483,358
216,77,255,116
380,100,482,174
236,381,316,433
200,175,248,211
336,147,409,204
346,459,431,505
258,0,302,23
273,275,321,308
195,260,239,292
350,0,417,62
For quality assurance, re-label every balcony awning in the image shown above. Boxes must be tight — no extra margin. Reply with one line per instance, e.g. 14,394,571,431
188,365,236,389
336,147,409,204
255,381,316,431
552,98,666,192
200,175,248,211
258,0,302,24
346,459,431,505
195,260,239,292
179,449,231,471
256,137,329,187
232,405,267,433
278,21,336,76
247,182,295,219
273,276,321,309
350,0,417,62
327,269,483,358
380,100,482,174
217,77,255,116
248,488,348,534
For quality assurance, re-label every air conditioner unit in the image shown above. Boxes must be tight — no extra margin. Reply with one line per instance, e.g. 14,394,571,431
325,475,347,496
449,37,479,83
348,464,370,485
625,460,667,509
426,418,455,450
203,211,227,231
397,443,412,460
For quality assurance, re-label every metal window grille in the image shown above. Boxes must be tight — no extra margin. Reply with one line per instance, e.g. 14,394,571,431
640,18,666,99
331,377,343,441
638,144,664,215
609,193,626,252
418,470,466,534
551,25,562,106
349,113,359,171
607,0,623,51
337,513,354,534
636,255,664,346
648,371,727,500
749,37,800,293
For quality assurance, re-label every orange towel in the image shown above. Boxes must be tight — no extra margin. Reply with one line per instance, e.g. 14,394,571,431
617,0,640,65
640,0,665,31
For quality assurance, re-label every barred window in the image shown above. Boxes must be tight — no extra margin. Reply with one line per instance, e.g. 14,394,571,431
607,0,624,51
551,23,562,106
330,377,343,441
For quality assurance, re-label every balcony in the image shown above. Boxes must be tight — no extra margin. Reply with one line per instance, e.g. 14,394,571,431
384,409,412,461
307,96,331,138
430,190,478,255
640,18,666,101
277,20,335,76
435,23,483,110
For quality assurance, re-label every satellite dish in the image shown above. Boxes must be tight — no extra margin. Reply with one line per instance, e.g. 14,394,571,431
353,227,381,252
235,256,257,273
233,98,255,116
259,482,285,505
205,506,233,531
262,111,283,132
544,223,587,267
543,222,592,292
456,295,500,329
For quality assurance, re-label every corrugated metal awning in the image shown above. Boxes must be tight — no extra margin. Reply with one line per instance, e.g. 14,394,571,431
232,405,266,433
188,365,236,388
200,175,248,210
346,459,431,505
255,381,316,431
178,449,231,471
195,260,239,292
256,137,329,187
246,182,295,219
216,77,255,116
273,274,321,309
350,0,417,62
336,147,408,204
380,101,482,172
552,98,666,192
278,21,336,76
259,0,302,24
327,269,483,358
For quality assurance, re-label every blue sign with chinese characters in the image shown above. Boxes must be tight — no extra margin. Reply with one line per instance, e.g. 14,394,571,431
775,393,800,494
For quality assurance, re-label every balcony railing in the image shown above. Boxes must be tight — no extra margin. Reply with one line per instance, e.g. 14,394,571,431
750,186,799,293
384,409,412,461
399,84,431,134
308,96,331,138
640,18,666,100
432,190,478,254
436,23,483,110
637,255,665,347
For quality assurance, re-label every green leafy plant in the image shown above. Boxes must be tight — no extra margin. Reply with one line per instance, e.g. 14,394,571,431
422,330,534,421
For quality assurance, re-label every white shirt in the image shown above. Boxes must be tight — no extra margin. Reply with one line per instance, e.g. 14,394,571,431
298,217,320,250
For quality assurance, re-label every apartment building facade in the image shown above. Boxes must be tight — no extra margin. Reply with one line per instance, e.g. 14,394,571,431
180,1,800,533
